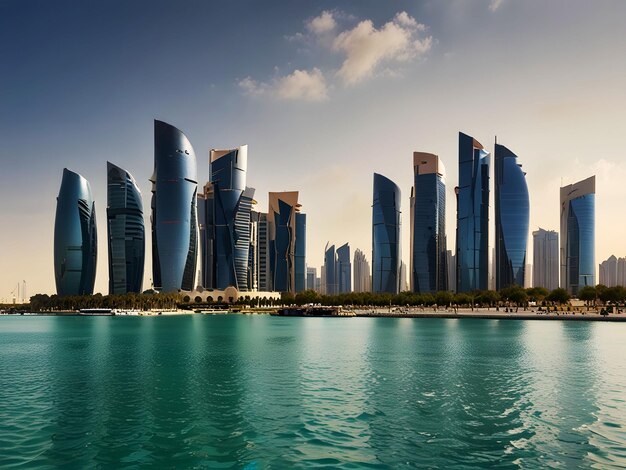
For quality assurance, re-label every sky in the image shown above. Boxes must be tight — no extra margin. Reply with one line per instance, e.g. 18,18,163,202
1,0,626,300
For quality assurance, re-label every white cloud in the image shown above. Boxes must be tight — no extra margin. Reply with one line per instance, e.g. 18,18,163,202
307,10,337,35
489,0,504,12
332,12,432,85
238,68,328,102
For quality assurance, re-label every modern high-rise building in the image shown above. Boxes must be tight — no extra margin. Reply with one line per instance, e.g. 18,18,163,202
107,162,144,294
151,120,199,293
201,145,255,291
295,213,306,292
324,243,337,295
399,261,408,293
372,173,401,294
410,152,447,293
599,255,619,287
337,243,351,293
268,191,303,293
560,176,595,295
456,132,490,292
254,211,271,291
54,168,97,296
446,250,456,293
532,228,559,291
353,248,371,293
618,257,626,287
306,267,317,291
494,143,529,290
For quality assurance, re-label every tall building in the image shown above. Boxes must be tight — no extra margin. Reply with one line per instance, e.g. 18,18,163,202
200,145,255,291
599,255,618,287
372,173,401,294
410,152,447,293
456,132,490,292
560,176,595,295
306,267,317,291
107,162,144,294
151,120,199,293
268,191,303,293
494,143,530,290
54,168,97,296
446,250,456,293
324,243,337,295
399,261,408,292
618,257,626,287
353,249,371,293
337,243,351,293
532,229,559,291
254,211,271,291
295,213,306,292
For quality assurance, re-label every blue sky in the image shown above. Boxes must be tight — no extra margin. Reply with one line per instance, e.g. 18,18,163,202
1,0,626,298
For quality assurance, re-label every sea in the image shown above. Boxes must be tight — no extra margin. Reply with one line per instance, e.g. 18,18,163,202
1,315,625,468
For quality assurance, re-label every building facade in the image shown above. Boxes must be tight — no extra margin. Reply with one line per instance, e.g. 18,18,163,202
54,168,97,296
268,191,303,293
599,255,620,287
410,152,447,293
151,120,199,292
107,162,144,294
372,173,401,294
456,132,490,292
532,228,559,291
560,176,596,295
324,243,337,295
494,143,529,289
306,267,317,291
337,243,351,294
353,249,371,293
295,213,306,292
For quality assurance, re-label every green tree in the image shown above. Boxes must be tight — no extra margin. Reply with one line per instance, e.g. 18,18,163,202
547,288,570,305
577,285,596,310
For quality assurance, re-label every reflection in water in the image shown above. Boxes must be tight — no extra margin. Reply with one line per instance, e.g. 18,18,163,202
0,316,625,468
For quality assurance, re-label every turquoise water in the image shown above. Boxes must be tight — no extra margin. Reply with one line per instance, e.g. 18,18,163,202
1,316,625,469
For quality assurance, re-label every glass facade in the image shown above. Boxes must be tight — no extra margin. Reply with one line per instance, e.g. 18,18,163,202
372,173,401,294
268,192,301,293
560,176,595,295
54,168,97,296
324,243,337,295
337,243,351,293
494,144,529,289
295,213,306,293
410,153,447,294
456,132,490,292
151,120,198,292
107,162,145,294
205,146,255,291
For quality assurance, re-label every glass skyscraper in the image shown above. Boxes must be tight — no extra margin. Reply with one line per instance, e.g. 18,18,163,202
372,173,401,294
54,168,97,296
560,176,595,295
295,213,306,292
268,191,302,293
494,143,529,289
151,120,198,293
456,132,490,292
107,162,144,294
337,243,351,294
410,152,447,293
203,145,255,291
324,243,337,295
532,228,559,291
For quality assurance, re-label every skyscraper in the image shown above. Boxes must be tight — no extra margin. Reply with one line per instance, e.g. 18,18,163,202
532,228,559,291
372,173,401,294
324,243,337,295
54,168,97,296
494,143,529,290
202,145,255,291
268,191,302,293
560,176,595,295
151,120,199,292
306,267,317,291
599,255,618,287
456,132,490,292
353,249,371,293
107,162,144,294
295,213,306,292
337,243,351,293
410,152,447,293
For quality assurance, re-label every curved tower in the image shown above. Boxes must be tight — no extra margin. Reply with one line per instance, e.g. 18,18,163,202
268,191,301,293
494,143,529,289
54,168,97,296
107,162,145,294
410,152,447,293
208,145,255,290
337,242,351,294
324,243,336,295
456,132,490,293
560,176,595,295
151,120,198,292
372,173,401,294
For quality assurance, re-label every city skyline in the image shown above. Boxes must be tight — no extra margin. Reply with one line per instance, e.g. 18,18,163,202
2,1,626,299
